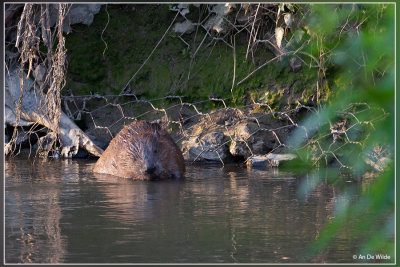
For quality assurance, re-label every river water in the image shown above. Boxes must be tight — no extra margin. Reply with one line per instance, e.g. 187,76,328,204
5,156,366,263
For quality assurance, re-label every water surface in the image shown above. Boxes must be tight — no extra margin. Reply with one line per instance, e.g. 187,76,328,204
5,157,365,263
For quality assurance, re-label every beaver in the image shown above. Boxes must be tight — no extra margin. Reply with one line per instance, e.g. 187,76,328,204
93,120,185,180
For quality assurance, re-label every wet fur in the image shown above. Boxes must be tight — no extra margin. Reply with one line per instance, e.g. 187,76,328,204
93,121,185,180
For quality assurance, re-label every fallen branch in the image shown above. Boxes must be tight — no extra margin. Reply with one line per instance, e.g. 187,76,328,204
5,67,104,158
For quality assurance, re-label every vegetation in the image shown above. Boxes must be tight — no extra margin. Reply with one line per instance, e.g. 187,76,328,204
5,3,395,263
64,4,321,109
287,4,395,261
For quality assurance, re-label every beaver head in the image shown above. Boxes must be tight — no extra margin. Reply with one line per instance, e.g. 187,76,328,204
125,126,170,180
93,120,185,180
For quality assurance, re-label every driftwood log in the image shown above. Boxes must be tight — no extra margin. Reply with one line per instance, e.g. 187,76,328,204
5,67,104,158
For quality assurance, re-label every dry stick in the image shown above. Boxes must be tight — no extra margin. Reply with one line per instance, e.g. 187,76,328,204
101,4,110,58
230,34,236,99
238,38,307,87
237,52,291,85
186,7,206,81
121,11,180,94
250,20,262,64
245,3,260,60
191,27,209,60
11,4,32,156
298,51,325,76
15,3,29,48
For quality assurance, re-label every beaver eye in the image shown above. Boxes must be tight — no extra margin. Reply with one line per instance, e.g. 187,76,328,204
153,149,158,154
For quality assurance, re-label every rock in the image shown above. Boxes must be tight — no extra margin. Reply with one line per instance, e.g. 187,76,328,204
229,140,250,159
229,122,253,158
211,3,234,16
169,4,190,16
363,145,392,172
289,57,302,72
236,15,250,24
36,132,57,152
247,153,297,167
85,132,109,150
66,4,101,25
204,15,223,34
179,107,295,164
211,16,226,34
183,132,229,162
50,4,102,33
177,4,189,9
173,20,195,35
228,121,286,159
177,4,190,16
205,4,235,34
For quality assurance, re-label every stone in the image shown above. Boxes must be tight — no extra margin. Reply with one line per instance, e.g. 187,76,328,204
179,108,295,164
229,122,253,158
50,4,102,33
169,4,190,16
173,20,195,35
204,4,235,34
289,57,302,72
177,4,190,16
236,15,250,24
183,132,229,162
247,153,297,167
227,121,285,159
211,3,234,16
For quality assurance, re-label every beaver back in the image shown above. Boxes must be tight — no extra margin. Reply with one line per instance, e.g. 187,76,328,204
93,120,185,180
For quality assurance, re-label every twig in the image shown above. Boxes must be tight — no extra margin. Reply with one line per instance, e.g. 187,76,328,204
230,34,236,99
101,4,110,58
245,3,260,60
191,25,210,59
237,52,291,85
121,11,180,94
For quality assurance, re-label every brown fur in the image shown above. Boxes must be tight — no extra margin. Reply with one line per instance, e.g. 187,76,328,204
93,120,185,180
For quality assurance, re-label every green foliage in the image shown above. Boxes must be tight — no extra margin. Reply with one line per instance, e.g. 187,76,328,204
64,4,321,111
290,3,394,261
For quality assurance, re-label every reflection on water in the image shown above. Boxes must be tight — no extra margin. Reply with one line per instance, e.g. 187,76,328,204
5,157,364,263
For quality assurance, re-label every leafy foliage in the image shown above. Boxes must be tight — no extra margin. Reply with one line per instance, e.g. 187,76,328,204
289,4,395,261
